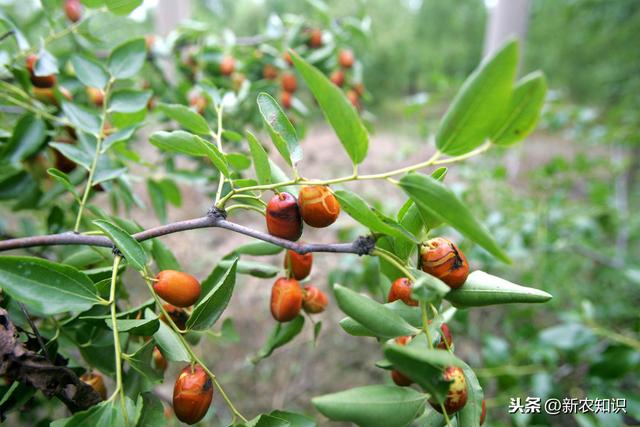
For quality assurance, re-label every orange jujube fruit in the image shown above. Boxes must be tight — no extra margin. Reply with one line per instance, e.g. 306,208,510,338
64,0,82,22
270,278,303,322
284,249,312,280
26,54,56,88
420,237,469,288
281,72,297,93
298,186,340,228
154,270,201,307
220,55,235,76
387,277,418,307
80,371,107,400
338,49,355,69
302,285,328,314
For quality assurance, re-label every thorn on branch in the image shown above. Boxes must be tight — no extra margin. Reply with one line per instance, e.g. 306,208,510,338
207,206,227,221
354,235,376,256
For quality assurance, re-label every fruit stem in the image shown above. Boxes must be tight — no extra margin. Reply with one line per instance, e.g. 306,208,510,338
73,76,115,232
371,248,415,280
420,301,434,350
440,402,453,427
107,255,130,427
141,268,248,423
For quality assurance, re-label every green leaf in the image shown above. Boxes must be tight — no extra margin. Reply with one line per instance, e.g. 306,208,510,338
445,271,552,307
101,126,138,153
334,190,417,243
157,103,211,135
456,360,484,427
126,341,163,384
312,385,426,427
109,89,152,113
384,345,462,401
254,316,305,362
151,239,181,271
157,178,181,206
71,54,109,89
187,259,237,331
339,317,377,337
2,114,46,164
150,131,229,176
47,168,80,200
146,179,166,223
146,308,190,362
269,411,316,427
399,173,510,263
51,399,129,427
105,0,142,15
290,52,368,164
246,131,272,185
108,38,146,79
93,220,148,271
333,284,419,339
93,166,127,185
436,39,519,155
0,256,102,314
226,152,251,170
105,317,159,336
222,260,279,278
257,92,302,166
49,142,92,171
230,241,283,256
134,392,165,427
62,102,101,134
410,268,450,304
492,71,547,146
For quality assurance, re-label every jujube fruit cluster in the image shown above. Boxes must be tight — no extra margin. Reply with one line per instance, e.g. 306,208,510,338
173,365,213,425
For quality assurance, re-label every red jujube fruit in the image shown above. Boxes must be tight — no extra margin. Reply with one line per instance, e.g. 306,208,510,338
281,72,297,93
339,49,355,68
220,55,235,76
284,249,312,280
154,270,201,307
420,237,469,288
270,278,303,322
266,192,303,241
173,365,213,425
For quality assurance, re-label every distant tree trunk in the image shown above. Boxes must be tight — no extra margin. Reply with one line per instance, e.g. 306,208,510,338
483,0,530,65
156,0,191,36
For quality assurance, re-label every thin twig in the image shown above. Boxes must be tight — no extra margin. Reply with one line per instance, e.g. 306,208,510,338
17,302,51,362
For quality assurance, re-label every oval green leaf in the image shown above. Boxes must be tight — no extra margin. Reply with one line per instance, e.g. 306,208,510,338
491,71,547,146
146,308,190,362
108,38,146,79
71,54,109,89
149,131,229,177
445,270,552,307
186,258,237,331
247,131,272,185
109,89,152,113
456,360,484,427
0,256,102,315
436,39,519,155
253,315,305,362
312,385,426,427
290,51,368,165
398,173,510,263
257,92,302,167
93,219,148,271
333,284,419,339
157,103,211,135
